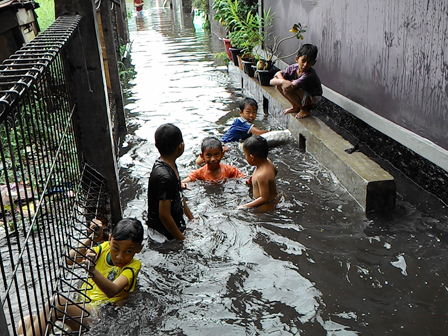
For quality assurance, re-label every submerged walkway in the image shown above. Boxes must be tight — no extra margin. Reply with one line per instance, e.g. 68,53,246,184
86,3,448,335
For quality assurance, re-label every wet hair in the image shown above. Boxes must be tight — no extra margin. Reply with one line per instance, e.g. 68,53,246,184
297,44,318,62
111,218,144,245
243,135,269,159
155,123,183,156
201,136,223,153
239,97,258,112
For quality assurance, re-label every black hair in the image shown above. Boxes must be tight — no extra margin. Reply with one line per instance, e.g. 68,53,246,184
112,218,144,244
297,44,318,62
243,135,269,159
239,97,258,112
201,136,223,153
155,123,183,156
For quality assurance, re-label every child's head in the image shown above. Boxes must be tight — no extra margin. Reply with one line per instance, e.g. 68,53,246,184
201,136,223,153
109,218,143,268
243,135,269,164
238,98,258,123
296,44,318,72
155,123,184,156
200,137,224,167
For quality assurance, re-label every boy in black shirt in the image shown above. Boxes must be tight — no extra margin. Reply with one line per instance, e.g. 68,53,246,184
147,124,193,241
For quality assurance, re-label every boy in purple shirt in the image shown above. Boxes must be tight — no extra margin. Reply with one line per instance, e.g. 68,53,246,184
270,44,322,119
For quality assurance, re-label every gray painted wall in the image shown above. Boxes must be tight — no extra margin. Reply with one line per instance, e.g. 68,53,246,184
263,0,448,151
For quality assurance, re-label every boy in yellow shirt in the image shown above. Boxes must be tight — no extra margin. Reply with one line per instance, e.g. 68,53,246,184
18,218,144,336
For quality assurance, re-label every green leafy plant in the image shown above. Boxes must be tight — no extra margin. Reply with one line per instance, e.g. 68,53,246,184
117,39,136,96
214,52,230,65
213,0,257,36
213,0,273,58
193,0,210,29
35,0,55,31
256,22,307,70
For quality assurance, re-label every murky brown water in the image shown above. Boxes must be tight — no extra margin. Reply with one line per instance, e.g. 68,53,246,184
87,2,448,335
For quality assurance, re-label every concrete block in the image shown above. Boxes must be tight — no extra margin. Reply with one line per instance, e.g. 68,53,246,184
229,63,396,212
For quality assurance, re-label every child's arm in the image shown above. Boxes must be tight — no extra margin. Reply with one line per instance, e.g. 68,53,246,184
181,176,192,190
183,198,194,220
88,264,131,298
269,71,284,85
159,199,185,240
238,175,271,208
196,155,205,166
67,219,104,265
250,126,267,136
181,176,192,184
270,71,294,92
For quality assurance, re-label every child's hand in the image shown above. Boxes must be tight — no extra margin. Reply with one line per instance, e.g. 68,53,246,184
88,218,104,242
181,182,190,190
246,176,253,186
282,80,294,92
82,250,98,272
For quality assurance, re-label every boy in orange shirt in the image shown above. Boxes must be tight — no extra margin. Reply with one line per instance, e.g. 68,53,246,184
182,137,245,185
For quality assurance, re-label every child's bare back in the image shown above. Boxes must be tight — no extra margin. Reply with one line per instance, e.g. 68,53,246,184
238,136,278,209
251,159,277,202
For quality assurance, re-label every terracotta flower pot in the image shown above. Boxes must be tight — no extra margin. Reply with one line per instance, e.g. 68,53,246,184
222,38,232,60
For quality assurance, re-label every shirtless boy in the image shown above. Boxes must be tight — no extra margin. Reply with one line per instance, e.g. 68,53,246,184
237,135,278,209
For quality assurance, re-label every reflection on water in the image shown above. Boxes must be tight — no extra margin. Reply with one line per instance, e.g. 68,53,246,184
88,2,448,335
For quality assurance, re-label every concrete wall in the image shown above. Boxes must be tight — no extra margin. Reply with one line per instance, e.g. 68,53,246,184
263,0,448,153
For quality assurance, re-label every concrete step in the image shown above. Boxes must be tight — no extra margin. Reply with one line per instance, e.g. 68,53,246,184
229,63,395,212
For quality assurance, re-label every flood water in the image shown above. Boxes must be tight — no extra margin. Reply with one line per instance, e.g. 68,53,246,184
88,2,448,335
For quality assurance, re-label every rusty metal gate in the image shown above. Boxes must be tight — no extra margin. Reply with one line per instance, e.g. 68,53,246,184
0,15,111,336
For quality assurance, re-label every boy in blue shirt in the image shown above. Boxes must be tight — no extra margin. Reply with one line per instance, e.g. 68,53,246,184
196,98,267,165
221,97,267,143
270,44,323,119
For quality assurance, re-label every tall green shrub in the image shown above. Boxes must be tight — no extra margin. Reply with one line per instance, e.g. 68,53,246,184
35,0,55,31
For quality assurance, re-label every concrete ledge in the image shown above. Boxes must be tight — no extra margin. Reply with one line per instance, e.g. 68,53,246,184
228,64,396,212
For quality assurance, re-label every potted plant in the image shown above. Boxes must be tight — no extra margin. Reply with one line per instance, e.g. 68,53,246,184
255,22,307,85
235,7,273,74
212,0,262,66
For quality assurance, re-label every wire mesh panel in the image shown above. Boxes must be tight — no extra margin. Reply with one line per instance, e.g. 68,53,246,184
0,15,111,336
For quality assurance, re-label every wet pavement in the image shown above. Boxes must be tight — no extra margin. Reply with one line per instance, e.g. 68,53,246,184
87,2,448,335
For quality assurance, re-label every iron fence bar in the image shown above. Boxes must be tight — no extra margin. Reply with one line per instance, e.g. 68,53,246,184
2,102,77,301
0,13,115,336
0,15,81,114
13,95,51,336
18,93,55,336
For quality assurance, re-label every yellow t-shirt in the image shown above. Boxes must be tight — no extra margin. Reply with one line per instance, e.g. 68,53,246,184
82,241,141,306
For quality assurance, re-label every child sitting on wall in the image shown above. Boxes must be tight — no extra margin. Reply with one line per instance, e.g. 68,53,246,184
270,44,323,119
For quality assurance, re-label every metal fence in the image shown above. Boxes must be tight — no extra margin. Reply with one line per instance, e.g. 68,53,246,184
0,15,111,336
